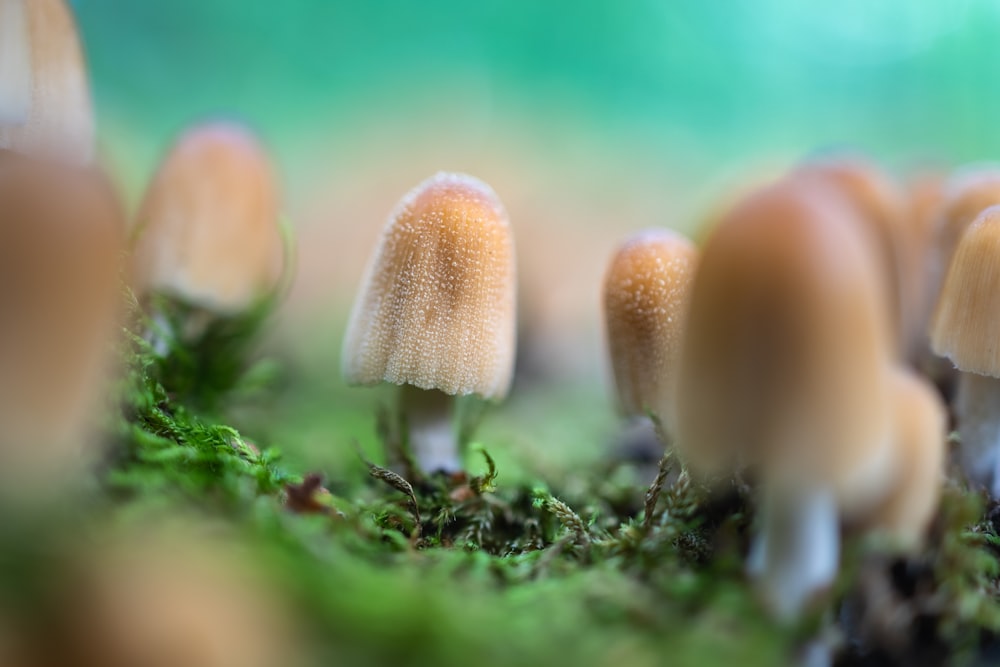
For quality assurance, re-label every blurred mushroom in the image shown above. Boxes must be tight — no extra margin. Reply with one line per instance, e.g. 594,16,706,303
676,179,896,619
0,149,123,502
602,228,697,458
0,0,94,165
16,522,301,667
791,154,911,356
864,367,946,548
930,205,1000,495
130,122,285,343
342,172,516,473
918,167,1000,400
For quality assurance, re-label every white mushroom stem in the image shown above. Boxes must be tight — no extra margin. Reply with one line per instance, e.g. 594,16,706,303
747,483,840,621
955,371,1000,496
146,310,174,358
399,384,460,474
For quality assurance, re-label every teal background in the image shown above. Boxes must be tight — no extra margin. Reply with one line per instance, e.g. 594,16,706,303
76,0,1000,176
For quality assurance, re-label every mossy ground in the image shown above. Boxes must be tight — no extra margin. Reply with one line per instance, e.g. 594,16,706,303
4,298,1000,666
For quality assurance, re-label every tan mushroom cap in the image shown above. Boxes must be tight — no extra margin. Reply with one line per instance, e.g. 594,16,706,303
862,367,945,549
24,523,300,667
675,178,894,498
131,122,284,315
342,172,516,399
0,0,94,165
935,167,1000,274
930,206,1000,376
792,155,910,353
0,0,31,123
0,150,123,490
602,228,697,422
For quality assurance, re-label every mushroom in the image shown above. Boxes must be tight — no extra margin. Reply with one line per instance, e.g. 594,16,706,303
0,0,95,165
0,149,123,501
130,121,285,342
675,178,896,619
791,154,912,356
0,0,30,124
863,367,946,548
342,172,515,473
602,228,697,454
916,167,1000,399
930,205,1000,495
13,521,301,667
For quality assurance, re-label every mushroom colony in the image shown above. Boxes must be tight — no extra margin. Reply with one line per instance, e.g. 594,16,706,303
4,1,1000,665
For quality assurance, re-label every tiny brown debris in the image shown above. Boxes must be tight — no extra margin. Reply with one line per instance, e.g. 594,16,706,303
283,473,335,516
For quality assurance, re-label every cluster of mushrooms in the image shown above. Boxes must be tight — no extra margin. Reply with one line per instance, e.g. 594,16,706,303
0,3,293,665
606,159,1000,620
7,0,1000,660
339,156,1000,624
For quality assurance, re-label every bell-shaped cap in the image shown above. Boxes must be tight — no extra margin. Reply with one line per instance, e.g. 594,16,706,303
0,150,123,497
0,0,94,165
342,172,516,400
930,206,1000,376
792,155,910,354
935,166,1000,271
675,178,894,498
602,228,698,425
131,122,284,315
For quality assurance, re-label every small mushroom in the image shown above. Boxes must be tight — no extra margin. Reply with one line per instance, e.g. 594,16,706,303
930,205,1000,495
932,166,1000,286
866,367,946,548
676,178,895,619
0,0,94,165
791,154,911,356
130,122,285,339
342,172,515,473
602,228,697,452
0,150,123,500
15,522,301,667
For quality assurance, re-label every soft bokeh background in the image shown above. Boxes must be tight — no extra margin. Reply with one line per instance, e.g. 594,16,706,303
73,0,1000,476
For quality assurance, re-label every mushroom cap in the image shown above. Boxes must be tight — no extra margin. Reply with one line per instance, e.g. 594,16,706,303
29,522,299,667
0,150,123,493
935,166,1000,272
791,155,909,353
602,228,698,424
0,0,31,123
859,367,945,549
675,178,894,494
342,172,516,399
930,206,1000,376
131,122,284,315
0,0,94,165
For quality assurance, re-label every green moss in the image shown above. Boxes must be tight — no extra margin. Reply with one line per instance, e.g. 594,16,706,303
2,295,997,666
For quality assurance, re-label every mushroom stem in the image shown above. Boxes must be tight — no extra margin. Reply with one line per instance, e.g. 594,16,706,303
398,384,459,474
747,483,839,620
146,310,174,358
955,371,1000,496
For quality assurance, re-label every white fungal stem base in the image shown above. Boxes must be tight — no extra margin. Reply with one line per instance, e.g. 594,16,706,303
955,371,1000,497
747,483,839,621
399,385,460,474
146,310,175,358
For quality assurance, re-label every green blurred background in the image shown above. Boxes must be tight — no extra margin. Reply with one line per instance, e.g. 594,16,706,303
72,0,1000,476
77,0,998,178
